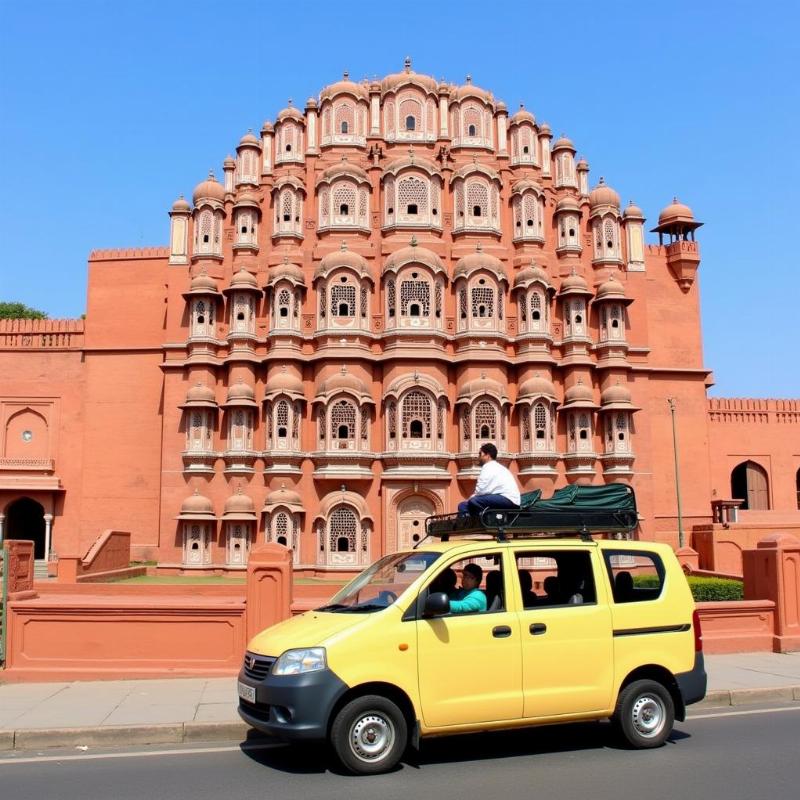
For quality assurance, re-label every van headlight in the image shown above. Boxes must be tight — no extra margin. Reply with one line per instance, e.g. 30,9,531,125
272,647,327,676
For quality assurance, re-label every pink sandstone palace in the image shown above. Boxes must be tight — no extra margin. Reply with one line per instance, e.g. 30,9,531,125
1,61,799,578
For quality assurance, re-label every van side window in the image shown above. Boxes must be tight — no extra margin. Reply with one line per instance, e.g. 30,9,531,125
515,551,596,607
603,550,665,603
428,553,505,614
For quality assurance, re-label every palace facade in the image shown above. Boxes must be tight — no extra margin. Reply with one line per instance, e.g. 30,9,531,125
2,61,798,574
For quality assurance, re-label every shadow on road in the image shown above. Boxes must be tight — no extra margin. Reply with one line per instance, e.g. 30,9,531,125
240,721,692,775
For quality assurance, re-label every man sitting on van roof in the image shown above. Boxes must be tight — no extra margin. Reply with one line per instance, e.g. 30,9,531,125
449,564,487,614
458,443,521,518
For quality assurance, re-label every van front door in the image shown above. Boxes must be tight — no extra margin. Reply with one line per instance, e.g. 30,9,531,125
415,552,523,728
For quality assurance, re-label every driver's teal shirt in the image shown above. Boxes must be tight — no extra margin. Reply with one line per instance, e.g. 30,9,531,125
449,587,487,614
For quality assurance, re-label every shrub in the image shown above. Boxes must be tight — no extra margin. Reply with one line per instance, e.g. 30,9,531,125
633,573,744,601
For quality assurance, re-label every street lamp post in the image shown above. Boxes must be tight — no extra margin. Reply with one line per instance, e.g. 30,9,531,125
667,398,685,549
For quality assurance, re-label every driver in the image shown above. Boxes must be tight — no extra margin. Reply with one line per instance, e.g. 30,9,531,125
448,563,487,614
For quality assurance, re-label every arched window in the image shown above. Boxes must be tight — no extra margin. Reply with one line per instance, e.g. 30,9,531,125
330,399,356,442
474,401,496,441
275,400,289,439
387,279,396,318
731,461,770,510
331,283,356,317
471,284,494,318
401,390,432,440
328,505,357,553
534,403,547,440
399,277,431,318
405,115,416,131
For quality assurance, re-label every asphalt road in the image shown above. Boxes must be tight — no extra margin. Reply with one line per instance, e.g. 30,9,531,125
1,704,799,800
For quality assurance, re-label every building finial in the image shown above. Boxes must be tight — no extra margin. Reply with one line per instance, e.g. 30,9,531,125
343,70,349,80
404,56,412,72
466,73,472,84
287,97,293,107
598,176,606,185
207,169,216,180
673,195,679,203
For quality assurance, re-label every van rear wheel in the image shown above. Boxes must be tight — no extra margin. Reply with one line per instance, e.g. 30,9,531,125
330,695,408,775
613,679,674,748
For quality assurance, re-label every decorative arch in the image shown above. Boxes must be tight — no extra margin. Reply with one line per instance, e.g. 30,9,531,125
731,460,770,510
4,407,49,460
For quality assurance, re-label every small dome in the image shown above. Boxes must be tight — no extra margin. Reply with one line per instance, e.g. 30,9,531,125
316,366,372,400
238,130,260,148
601,383,632,406
559,270,592,295
264,368,304,398
227,267,261,292
539,122,552,135
383,242,445,276
453,75,494,104
513,263,551,290
658,198,695,226
266,259,305,287
552,135,576,151
555,196,581,213
316,243,372,280
576,157,589,170
263,484,304,512
171,195,191,213
320,72,369,102
624,201,644,220
222,491,256,518
305,97,318,109
192,171,226,205
383,154,440,177
260,120,274,134
276,103,305,122
183,271,220,297
510,104,535,125
518,373,557,400
451,161,501,184
224,381,257,406
510,178,543,197
234,190,260,209
381,59,438,94
176,490,215,520
595,274,631,303
223,155,236,168
589,177,621,208
453,246,507,281
563,380,595,407
457,375,509,403
185,383,216,405
317,158,370,185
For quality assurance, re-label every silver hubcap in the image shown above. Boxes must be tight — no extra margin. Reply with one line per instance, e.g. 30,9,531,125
349,713,395,763
631,694,665,738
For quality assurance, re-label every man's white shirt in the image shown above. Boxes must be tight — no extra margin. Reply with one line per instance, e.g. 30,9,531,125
473,459,521,505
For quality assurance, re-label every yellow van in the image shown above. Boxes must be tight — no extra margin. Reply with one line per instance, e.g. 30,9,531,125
238,509,706,775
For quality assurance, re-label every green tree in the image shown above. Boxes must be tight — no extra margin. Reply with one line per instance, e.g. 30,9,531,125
0,301,48,320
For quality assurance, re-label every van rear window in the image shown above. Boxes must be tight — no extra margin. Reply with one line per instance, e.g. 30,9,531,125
603,551,665,603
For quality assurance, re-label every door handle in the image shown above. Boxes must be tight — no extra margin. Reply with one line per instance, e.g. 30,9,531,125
492,625,512,638
529,623,547,636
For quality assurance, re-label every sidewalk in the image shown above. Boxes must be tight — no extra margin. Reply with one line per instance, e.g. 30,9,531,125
1,652,799,751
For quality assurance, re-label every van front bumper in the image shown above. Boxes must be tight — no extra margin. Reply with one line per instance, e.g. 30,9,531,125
237,664,348,742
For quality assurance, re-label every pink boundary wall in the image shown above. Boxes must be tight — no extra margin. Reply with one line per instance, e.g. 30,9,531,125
3,537,800,680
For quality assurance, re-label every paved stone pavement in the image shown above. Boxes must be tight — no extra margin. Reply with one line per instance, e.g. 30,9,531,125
0,651,798,731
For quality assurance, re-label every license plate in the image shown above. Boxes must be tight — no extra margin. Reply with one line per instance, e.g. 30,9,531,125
238,681,256,703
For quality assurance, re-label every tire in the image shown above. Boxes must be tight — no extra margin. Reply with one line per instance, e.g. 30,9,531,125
612,679,675,749
329,694,408,775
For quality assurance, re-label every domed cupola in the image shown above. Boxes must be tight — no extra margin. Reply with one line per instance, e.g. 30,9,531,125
275,100,305,165
380,59,439,143
453,243,508,336
235,130,261,187
509,104,538,167
511,177,545,243
319,71,370,147
451,74,495,150
651,197,703,291
552,135,577,189
589,178,623,267
191,171,226,262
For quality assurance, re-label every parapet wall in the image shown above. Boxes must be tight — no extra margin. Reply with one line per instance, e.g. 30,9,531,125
89,247,169,261
0,318,85,350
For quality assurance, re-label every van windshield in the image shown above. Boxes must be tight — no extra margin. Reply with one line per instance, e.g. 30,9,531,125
317,552,441,613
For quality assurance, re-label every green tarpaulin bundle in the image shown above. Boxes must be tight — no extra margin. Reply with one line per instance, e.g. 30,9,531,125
520,483,636,512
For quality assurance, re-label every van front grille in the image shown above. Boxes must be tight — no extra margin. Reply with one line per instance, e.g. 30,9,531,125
243,652,276,681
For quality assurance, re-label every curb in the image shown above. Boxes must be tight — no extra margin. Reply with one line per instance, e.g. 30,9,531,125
695,686,800,708
2,688,800,752
0,721,253,753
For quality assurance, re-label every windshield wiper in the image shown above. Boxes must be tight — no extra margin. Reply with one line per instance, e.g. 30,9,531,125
315,603,349,612
340,603,388,613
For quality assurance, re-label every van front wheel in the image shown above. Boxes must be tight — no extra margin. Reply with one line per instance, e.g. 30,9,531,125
613,679,674,748
330,695,408,775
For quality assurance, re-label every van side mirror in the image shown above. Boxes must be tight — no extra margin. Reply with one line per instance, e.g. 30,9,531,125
424,591,450,617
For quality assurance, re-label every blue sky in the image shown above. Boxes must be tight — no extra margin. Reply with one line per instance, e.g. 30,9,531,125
1,0,797,396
